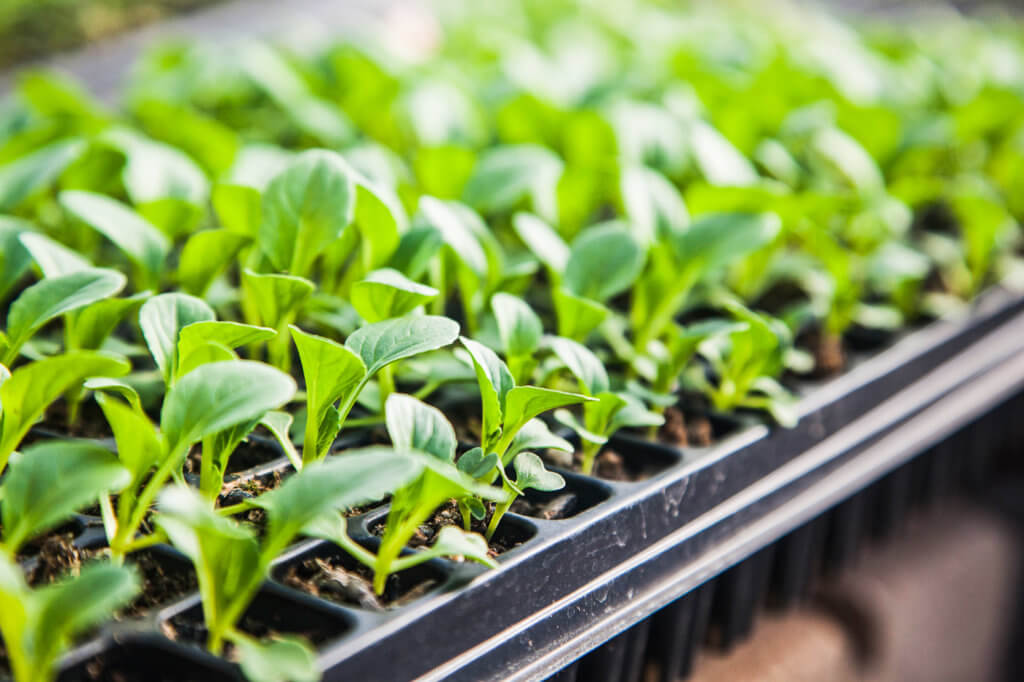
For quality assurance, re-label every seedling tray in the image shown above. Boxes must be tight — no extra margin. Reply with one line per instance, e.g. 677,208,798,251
40,288,1024,681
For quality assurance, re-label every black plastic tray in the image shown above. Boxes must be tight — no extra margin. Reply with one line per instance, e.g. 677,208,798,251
22,287,1022,681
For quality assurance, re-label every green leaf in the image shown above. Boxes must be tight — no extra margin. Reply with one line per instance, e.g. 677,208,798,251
553,408,607,445
608,392,665,432
353,180,405,270
546,336,609,395
563,224,645,302
459,337,514,445
462,145,563,222
553,288,607,341
212,183,262,237
67,293,148,352
671,212,781,277
456,447,498,478
4,268,126,362
388,226,443,280
513,452,565,492
512,212,569,274
139,293,216,386
178,230,250,296
620,165,689,245
418,196,488,278
102,127,209,204
131,97,239,176
690,120,759,186
259,410,301,470
241,269,315,330
291,326,367,462
59,190,170,282
161,360,296,452
346,315,460,377
507,418,573,460
95,392,161,480
0,138,85,211
260,149,356,276
0,352,131,466
492,293,542,358
503,386,594,436
385,393,456,461
33,562,139,670
17,231,91,277
428,526,496,567
2,441,130,553
177,321,276,376
351,269,438,323
234,636,318,682
0,217,33,302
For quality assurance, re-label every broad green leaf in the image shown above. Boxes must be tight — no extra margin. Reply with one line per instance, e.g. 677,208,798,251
241,269,315,330
102,127,209,204
428,526,495,567
59,190,170,280
513,452,565,492
139,293,215,385
563,224,644,302
177,321,276,371
86,377,143,413
353,180,405,270
553,288,607,341
18,231,91,277
351,269,438,323
176,340,235,377
459,336,514,444
512,212,569,274
291,326,366,461
4,268,126,361
503,386,594,435
546,336,609,395
608,393,665,431
671,212,781,277
553,408,607,445
0,352,130,465
178,230,250,296
811,127,883,195
260,149,356,276
388,226,443,280
0,217,32,301
620,165,689,245
95,392,161,480
212,183,262,237
67,292,148,352
34,562,139,672
507,418,573,460
235,636,318,682
2,441,130,552
0,138,85,211
385,393,456,461
260,411,301,470
492,293,542,358
131,97,239,176
462,145,563,222
418,196,488,278
456,447,498,478
690,120,759,187
346,315,460,376
161,361,296,452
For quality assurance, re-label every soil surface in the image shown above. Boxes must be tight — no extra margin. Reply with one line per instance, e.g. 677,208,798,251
369,501,524,557
541,446,677,482
119,550,198,618
510,492,580,520
800,327,846,378
657,407,714,449
281,555,439,612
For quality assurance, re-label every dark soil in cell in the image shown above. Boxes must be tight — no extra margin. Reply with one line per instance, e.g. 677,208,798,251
281,555,439,612
542,446,675,482
33,399,115,440
118,550,198,619
658,406,714,449
23,532,101,586
369,501,523,557
184,435,284,480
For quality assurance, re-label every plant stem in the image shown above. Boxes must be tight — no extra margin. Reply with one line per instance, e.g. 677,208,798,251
485,481,515,541
580,440,601,476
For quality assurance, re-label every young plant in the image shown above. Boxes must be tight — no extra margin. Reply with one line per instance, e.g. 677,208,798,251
290,314,459,464
0,351,130,471
0,267,126,366
546,337,663,474
0,555,138,682
491,292,543,384
93,360,295,557
156,448,419,681
690,299,798,427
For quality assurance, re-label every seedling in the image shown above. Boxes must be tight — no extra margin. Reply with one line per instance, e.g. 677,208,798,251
157,448,419,681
